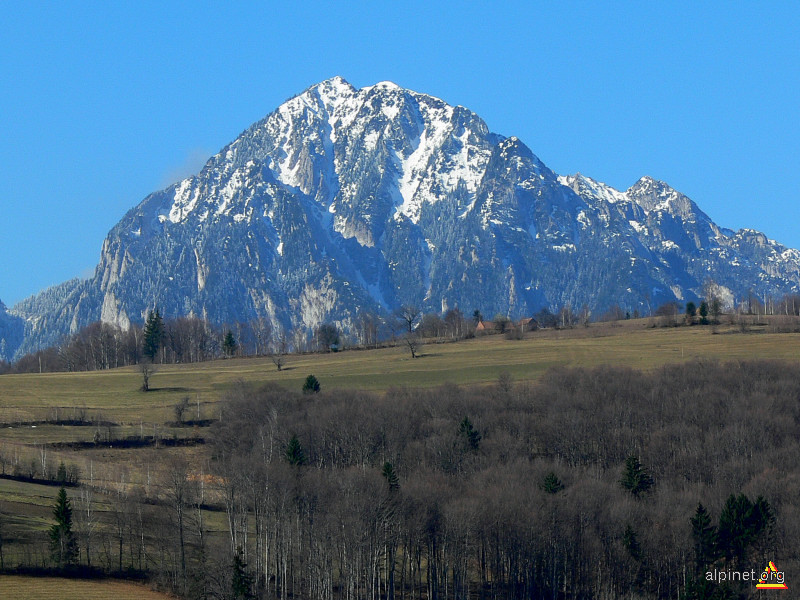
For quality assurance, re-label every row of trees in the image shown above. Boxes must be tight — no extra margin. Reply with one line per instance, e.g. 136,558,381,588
4,290,800,375
0,313,276,374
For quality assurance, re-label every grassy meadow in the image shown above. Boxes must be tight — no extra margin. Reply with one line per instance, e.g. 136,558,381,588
0,575,174,599
2,321,799,428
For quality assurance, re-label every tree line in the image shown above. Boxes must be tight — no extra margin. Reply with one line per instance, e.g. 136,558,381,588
4,291,800,375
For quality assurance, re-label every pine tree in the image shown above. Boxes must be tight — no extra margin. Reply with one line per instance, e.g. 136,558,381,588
232,547,254,599
56,461,67,484
49,487,77,567
223,330,237,357
619,454,654,497
690,503,717,572
699,301,709,324
285,434,306,466
302,374,321,394
143,309,164,362
382,461,399,491
541,472,565,494
623,524,642,561
458,416,481,451
717,493,773,566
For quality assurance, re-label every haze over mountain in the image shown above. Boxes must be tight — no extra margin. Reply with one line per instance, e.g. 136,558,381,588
2,77,799,361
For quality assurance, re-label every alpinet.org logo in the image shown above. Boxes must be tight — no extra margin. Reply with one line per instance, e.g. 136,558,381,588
756,561,788,590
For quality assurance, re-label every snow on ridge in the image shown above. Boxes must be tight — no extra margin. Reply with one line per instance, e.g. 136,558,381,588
392,98,474,223
168,178,199,223
559,173,627,205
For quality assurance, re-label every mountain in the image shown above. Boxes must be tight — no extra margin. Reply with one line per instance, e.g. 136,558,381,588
0,299,24,362
4,77,799,359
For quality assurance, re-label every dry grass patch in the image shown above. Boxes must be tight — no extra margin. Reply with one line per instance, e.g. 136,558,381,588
0,575,174,599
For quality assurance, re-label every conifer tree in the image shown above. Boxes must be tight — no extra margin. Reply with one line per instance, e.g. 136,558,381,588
49,487,77,567
541,472,565,494
458,416,481,451
382,461,399,491
285,434,306,466
143,309,164,362
699,301,709,324
223,330,237,357
56,461,68,484
302,374,321,394
717,494,773,566
619,454,654,497
690,503,717,572
232,547,254,599
623,524,642,561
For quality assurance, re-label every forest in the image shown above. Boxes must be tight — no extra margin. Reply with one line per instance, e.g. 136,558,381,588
3,358,795,599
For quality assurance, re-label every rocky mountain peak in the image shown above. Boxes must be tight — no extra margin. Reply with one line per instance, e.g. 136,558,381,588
3,78,799,360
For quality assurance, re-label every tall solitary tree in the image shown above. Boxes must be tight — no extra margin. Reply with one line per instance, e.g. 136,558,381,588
49,487,78,567
143,309,164,362
223,330,237,357
396,305,422,333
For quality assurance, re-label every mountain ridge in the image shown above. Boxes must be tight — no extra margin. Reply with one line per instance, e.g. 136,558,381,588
3,77,798,361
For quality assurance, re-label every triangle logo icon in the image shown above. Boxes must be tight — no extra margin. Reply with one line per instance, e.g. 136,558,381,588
756,561,788,590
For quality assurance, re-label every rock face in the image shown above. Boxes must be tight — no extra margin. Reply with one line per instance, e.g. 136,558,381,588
4,77,800,358
0,300,24,362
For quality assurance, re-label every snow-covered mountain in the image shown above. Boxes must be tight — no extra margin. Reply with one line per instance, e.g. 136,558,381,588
4,77,799,359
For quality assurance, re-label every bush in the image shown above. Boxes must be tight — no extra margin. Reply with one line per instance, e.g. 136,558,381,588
302,374,321,394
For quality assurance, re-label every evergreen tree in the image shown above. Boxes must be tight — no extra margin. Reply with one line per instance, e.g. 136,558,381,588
49,487,77,567
231,547,254,599
541,471,565,494
620,454,654,497
285,434,306,466
623,524,642,561
458,416,481,451
143,309,164,362
690,503,717,572
382,461,399,491
56,461,67,484
302,374,321,394
223,330,237,357
699,301,709,324
717,494,773,566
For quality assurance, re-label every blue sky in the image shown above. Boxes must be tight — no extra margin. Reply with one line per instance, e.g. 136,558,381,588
1,2,798,306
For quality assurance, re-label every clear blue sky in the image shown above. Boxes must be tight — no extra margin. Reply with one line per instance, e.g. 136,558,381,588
2,2,798,306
